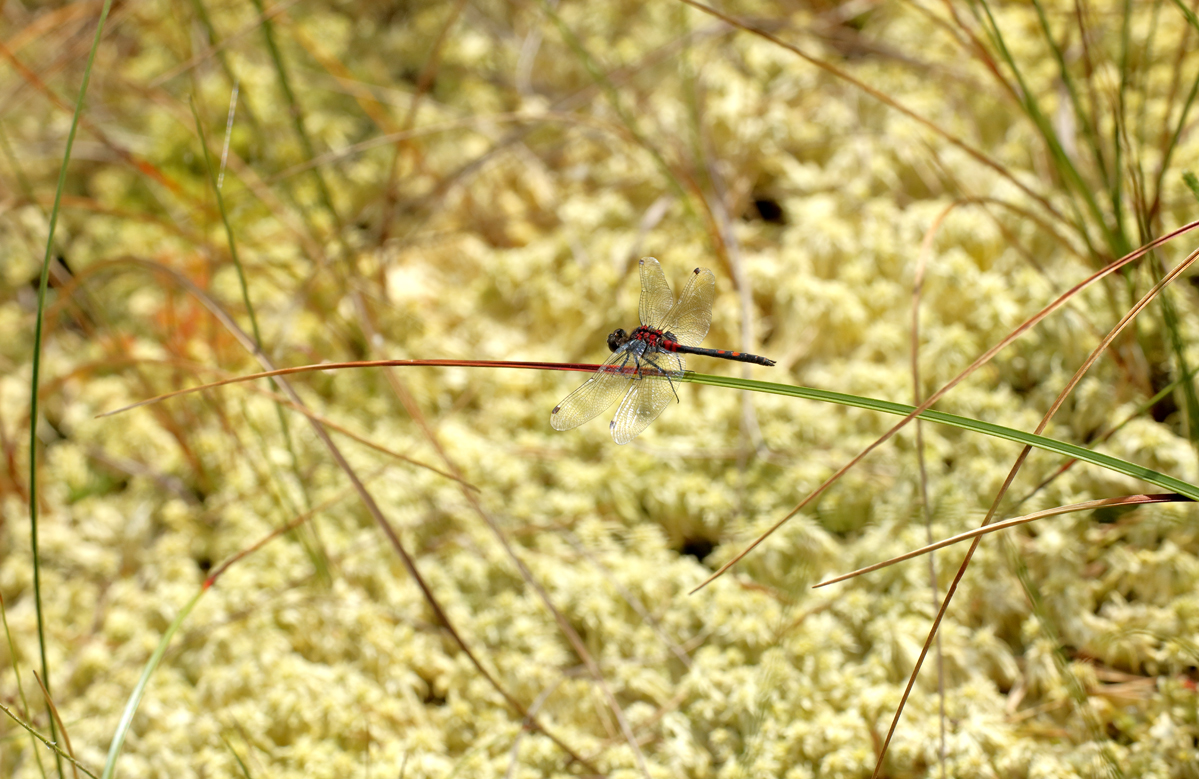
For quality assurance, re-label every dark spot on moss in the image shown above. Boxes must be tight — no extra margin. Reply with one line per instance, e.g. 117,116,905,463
680,537,716,563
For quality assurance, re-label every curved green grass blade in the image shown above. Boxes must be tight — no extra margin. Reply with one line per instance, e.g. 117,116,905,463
29,4,115,777
684,372,1199,501
100,589,205,779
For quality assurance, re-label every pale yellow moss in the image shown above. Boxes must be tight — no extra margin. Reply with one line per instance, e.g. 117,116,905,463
3,0,1199,777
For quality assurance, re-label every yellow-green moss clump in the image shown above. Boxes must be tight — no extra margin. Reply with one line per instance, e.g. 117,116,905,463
1,0,1198,776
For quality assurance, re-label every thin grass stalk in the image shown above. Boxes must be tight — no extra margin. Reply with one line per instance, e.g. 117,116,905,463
33,671,79,779
541,0,705,231
1114,0,1133,247
1030,0,1113,194
185,0,263,134
974,0,1121,255
28,4,115,777
219,735,254,779
0,121,37,203
817,494,1185,587
1001,537,1124,777
189,95,330,584
248,0,340,225
1147,262,1199,447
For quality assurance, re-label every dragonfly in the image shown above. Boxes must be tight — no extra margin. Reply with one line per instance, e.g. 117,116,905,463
551,257,776,444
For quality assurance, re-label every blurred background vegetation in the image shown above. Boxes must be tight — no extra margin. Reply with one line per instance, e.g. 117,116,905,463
2,0,1199,776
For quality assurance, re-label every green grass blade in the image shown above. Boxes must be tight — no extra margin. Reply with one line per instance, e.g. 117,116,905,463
100,589,205,779
28,4,115,777
189,96,262,347
683,373,1199,500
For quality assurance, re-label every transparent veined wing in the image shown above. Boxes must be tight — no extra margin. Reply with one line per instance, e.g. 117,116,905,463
609,350,685,444
550,350,639,432
661,267,715,347
637,257,676,331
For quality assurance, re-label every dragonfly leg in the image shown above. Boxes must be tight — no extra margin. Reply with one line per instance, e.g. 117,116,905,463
640,353,681,402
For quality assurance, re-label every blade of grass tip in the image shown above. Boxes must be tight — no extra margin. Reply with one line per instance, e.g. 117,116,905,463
1186,172,1199,202
815,494,1186,587
101,589,205,779
687,373,1199,501
218,82,238,190
29,4,114,778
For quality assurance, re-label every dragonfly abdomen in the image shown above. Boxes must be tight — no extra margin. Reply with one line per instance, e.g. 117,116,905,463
670,344,776,366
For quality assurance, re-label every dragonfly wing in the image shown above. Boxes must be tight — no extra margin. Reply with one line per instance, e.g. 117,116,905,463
638,257,676,330
550,351,636,432
609,351,684,444
662,267,715,347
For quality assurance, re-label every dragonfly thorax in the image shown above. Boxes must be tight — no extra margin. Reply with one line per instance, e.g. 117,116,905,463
609,326,680,354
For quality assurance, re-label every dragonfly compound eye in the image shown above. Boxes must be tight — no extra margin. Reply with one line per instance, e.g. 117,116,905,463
607,329,628,352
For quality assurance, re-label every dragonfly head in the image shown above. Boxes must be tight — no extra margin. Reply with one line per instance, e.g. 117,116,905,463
607,328,630,352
